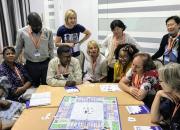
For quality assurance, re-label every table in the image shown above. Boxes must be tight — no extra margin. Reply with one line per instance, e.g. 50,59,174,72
11,108,57,130
12,83,154,130
35,83,143,107
12,106,157,130
119,106,158,130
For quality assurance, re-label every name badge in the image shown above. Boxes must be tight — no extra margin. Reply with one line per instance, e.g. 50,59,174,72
73,43,80,53
164,56,169,64
33,50,41,57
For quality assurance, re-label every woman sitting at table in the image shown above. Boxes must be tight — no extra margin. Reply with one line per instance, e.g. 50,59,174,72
83,40,107,83
0,47,33,101
151,63,180,130
113,43,139,83
119,53,161,108
0,76,23,130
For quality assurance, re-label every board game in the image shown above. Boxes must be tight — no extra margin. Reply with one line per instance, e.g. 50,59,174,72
49,96,121,130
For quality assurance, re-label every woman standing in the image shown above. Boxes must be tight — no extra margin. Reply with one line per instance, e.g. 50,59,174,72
101,19,139,82
55,9,91,69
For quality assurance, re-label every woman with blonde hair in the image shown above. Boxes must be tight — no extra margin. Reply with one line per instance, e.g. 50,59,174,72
55,9,91,69
83,40,107,83
151,63,180,130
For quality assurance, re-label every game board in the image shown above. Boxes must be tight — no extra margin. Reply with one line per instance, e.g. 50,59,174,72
49,96,121,130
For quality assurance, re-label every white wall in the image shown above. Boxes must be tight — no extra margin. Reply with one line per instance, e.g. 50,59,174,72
27,0,180,56
30,0,98,40
30,0,98,54
58,0,98,41
98,0,180,55
29,0,44,16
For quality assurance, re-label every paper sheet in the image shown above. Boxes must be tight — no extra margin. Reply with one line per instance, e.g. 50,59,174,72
29,92,51,107
100,84,121,92
126,105,150,114
134,126,162,130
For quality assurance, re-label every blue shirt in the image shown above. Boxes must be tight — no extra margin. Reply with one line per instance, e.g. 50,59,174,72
164,37,179,64
164,47,178,64
56,24,85,43
56,24,86,56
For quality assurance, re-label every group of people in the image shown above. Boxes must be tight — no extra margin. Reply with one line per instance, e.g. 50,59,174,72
0,8,180,130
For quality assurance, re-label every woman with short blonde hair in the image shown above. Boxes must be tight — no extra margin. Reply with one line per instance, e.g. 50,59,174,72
64,9,77,25
83,40,107,83
151,63,180,130
158,63,180,91
87,40,100,55
55,9,91,69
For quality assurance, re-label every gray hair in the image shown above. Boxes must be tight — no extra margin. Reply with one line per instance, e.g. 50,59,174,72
158,63,180,92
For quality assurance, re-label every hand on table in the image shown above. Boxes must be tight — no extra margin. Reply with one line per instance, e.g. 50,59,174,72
130,87,139,97
65,81,76,87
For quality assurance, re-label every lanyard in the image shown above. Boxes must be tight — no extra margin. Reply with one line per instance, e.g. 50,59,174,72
114,33,125,49
167,37,176,51
133,74,143,89
91,59,97,75
28,27,43,49
167,32,179,52
57,64,69,75
172,103,180,118
14,67,24,84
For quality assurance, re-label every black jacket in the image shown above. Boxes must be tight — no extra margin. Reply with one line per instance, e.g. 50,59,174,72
152,34,180,64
